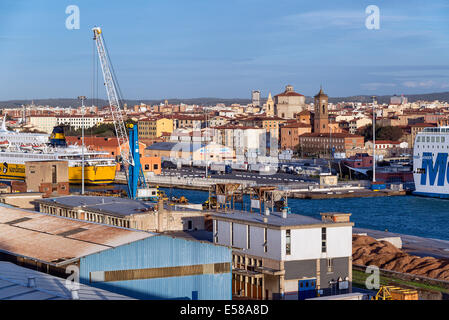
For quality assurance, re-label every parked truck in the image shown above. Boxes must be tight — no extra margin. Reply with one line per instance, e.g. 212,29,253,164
209,163,232,174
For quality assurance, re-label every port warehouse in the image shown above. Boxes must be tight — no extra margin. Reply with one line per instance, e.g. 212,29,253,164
34,196,207,233
0,261,134,300
212,211,354,299
0,205,232,300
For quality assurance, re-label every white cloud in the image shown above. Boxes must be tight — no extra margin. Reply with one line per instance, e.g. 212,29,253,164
361,82,397,90
402,80,435,88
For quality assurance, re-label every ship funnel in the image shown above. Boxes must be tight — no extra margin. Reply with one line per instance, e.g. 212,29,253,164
50,126,67,147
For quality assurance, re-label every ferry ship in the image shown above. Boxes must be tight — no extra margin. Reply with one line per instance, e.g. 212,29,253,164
413,126,449,198
0,123,116,185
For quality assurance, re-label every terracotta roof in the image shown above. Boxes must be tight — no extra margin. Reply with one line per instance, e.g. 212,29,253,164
409,123,437,127
281,123,312,129
368,140,401,145
275,91,304,97
66,136,119,148
212,125,261,130
299,132,363,138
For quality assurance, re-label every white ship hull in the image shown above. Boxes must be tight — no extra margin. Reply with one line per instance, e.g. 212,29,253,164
413,127,449,198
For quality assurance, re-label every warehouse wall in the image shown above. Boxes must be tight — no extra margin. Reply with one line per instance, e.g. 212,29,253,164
79,235,232,300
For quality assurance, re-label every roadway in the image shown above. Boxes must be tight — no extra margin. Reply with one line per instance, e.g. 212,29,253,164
160,167,320,186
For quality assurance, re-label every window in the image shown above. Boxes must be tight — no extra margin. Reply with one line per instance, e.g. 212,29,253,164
214,220,218,243
187,220,193,230
286,230,291,255
327,258,333,272
52,165,57,184
264,228,268,253
321,228,327,253
247,225,251,249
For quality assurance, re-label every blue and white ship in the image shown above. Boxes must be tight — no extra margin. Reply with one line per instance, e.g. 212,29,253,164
413,127,449,198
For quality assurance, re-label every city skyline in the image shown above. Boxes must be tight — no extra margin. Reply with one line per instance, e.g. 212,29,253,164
1,0,449,100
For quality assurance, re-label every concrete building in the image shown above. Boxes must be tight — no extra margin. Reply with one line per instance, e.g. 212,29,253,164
57,115,104,131
213,126,267,159
29,115,58,134
145,142,234,163
239,116,287,141
211,210,354,300
298,133,365,158
0,205,232,300
252,90,261,107
138,117,174,143
25,161,70,197
35,196,206,233
280,123,312,151
274,85,306,119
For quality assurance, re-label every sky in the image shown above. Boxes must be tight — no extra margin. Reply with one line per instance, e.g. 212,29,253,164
1,0,449,101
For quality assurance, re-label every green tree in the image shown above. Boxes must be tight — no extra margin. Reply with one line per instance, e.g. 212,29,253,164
360,125,403,142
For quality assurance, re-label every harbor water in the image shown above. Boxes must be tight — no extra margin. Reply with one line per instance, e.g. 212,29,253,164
74,185,449,242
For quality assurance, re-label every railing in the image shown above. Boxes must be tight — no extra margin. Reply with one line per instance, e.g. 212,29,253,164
115,172,257,189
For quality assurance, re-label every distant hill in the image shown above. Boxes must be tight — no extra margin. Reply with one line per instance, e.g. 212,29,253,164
0,98,253,108
1,92,449,108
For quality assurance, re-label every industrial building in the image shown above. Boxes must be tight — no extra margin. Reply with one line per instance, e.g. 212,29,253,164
0,261,133,300
35,196,207,232
0,205,232,300
25,160,70,197
211,210,354,300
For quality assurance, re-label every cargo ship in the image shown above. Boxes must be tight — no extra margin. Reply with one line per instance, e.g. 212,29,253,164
413,127,449,198
0,123,116,185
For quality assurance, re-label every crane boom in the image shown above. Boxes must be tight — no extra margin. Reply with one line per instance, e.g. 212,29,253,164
92,27,134,167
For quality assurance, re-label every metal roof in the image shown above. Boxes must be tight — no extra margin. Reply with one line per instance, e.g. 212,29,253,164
0,205,154,266
36,196,156,217
0,262,133,300
145,142,203,152
212,210,353,229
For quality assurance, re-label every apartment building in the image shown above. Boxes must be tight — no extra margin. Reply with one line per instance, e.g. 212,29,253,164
138,117,174,143
298,133,365,157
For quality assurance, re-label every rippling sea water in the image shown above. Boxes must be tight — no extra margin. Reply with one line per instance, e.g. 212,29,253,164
75,185,449,241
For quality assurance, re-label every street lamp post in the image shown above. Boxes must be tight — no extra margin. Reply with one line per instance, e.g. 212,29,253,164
78,96,86,195
372,96,377,183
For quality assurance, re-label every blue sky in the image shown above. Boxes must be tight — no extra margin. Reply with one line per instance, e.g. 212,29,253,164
1,0,449,100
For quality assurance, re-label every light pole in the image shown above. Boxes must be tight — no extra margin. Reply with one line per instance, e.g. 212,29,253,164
371,96,377,183
78,96,86,195
204,109,208,178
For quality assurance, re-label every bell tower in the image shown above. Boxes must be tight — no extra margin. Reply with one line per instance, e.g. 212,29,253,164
314,86,329,133
265,92,275,117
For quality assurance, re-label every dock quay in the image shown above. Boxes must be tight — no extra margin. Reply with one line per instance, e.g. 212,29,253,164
115,173,408,199
289,189,407,199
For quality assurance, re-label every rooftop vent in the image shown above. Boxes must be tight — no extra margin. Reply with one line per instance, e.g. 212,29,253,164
27,277,36,288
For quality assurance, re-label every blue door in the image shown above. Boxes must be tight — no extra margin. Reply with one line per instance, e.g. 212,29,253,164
298,279,317,300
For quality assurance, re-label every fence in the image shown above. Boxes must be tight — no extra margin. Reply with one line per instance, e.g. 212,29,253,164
115,172,257,189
